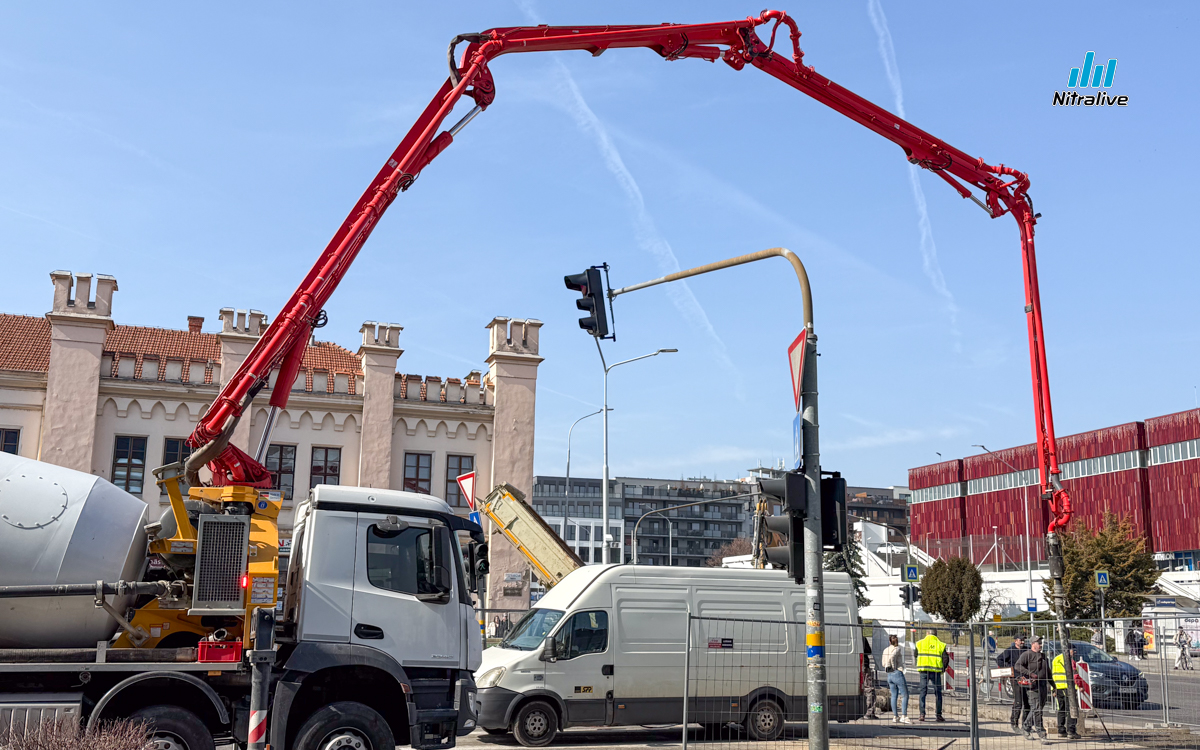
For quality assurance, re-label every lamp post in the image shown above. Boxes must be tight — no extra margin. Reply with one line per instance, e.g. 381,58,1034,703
565,409,605,542
974,444,1035,634
594,344,678,564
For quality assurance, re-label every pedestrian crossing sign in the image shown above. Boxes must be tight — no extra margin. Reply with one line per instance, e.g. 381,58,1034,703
1095,570,1110,588
903,565,919,582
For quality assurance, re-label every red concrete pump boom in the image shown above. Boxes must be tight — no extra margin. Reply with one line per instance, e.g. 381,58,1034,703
184,10,1071,534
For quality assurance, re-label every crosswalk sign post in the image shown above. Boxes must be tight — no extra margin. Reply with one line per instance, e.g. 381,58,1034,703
903,565,919,583
1095,570,1110,588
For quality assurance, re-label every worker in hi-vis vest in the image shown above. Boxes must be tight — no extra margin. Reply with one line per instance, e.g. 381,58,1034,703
1052,648,1081,739
915,627,948,722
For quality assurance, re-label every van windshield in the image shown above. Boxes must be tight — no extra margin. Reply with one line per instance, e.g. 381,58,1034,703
500,608,565,651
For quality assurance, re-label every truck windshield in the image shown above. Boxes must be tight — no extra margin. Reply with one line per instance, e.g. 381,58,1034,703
500,608,565,651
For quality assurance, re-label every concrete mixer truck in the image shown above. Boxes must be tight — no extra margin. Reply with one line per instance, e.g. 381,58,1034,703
0,451,487,750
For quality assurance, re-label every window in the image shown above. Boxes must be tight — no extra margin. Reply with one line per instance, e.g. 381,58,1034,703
404,452,432,494
566,525,576,541
551,523,561,536
310,447,341,490
0,429,19,455
578,547,590,563
593,526,603,543
366,524,448,596
552,610,609,659
111,436,148,494
610,526,620,543
445,454,474,506
161,438,193,495
579,525,590,542
266,445,296,498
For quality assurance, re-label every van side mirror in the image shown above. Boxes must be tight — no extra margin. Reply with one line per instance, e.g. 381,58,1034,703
539,636,557,662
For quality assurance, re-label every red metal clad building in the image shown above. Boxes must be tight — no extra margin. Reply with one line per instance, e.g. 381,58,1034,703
1146,409,1200,555
910,409,1200,558
907,460,966,560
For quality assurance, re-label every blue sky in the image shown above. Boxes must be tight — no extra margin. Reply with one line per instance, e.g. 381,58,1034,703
1,2,1196,488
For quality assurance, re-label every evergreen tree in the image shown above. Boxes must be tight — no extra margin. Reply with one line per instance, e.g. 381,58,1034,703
1043,511,1159,620
921,556,983,623
824,529,871,608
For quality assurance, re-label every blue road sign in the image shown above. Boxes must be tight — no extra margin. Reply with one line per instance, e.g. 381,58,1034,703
469,511,482,526
1027,598,1038,613
903,565,919,582
792,413,802,470
1095,570,1110,588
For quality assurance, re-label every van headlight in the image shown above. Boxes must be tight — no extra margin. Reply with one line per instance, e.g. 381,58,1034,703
477,667,506,688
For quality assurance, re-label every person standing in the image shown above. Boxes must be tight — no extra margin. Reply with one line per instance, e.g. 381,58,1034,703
1125,627,1138,660
997,634,1029,731
1014,636,1052,743
1175,626,1192,670
882,634,911,724
915,627,948,722
1052,646,1081,739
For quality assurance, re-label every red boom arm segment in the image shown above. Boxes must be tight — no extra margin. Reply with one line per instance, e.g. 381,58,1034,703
187,10,1071,532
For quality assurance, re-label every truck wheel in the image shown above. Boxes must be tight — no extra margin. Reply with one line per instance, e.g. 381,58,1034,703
293,702,394,750
129,705,215,750
744,698,784,741
512,700,558,747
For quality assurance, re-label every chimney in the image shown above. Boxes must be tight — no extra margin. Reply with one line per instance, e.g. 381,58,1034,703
187,316,204,334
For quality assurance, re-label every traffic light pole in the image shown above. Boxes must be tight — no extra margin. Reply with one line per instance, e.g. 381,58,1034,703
610,247,828,750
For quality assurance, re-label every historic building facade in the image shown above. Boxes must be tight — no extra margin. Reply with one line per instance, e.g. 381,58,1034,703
0,270,542,608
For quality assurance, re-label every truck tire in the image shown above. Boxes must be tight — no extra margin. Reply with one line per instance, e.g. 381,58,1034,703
293,701,395,750
512,700,558,747
129,705,215,750
744,698,784,741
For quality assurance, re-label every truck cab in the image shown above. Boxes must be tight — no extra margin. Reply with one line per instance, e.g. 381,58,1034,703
276,484,484,748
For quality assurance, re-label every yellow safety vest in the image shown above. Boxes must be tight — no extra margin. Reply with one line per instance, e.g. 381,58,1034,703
1052,653,1069,690
916,634,947,672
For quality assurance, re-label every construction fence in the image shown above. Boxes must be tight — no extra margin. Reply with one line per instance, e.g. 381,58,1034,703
682,613,1200,750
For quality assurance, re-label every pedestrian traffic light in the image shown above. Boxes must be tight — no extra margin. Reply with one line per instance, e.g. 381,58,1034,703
900,586,911,607
759,471,806,585
564,267,610,338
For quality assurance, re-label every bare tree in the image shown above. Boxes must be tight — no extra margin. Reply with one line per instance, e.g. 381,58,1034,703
705,536,753,567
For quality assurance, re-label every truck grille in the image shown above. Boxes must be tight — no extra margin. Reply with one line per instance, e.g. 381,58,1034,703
191,514,250,614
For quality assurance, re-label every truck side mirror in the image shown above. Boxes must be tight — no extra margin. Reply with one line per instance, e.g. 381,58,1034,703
433,564,453,593
539,636,557,662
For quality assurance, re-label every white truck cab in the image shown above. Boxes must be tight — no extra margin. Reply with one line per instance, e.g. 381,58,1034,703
475,565,867,746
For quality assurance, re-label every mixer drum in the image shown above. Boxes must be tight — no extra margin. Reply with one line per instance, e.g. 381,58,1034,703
0,452,148,648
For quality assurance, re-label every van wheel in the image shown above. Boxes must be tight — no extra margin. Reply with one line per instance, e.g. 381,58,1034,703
293,701,394,750
128,705,215,750
513,700,558,747
745,698,784,741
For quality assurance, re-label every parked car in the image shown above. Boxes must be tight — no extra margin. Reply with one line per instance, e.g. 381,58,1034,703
1046,640,1148,709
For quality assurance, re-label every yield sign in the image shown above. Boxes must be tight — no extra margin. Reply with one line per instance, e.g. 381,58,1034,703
787,330,808,412
456,471,477,511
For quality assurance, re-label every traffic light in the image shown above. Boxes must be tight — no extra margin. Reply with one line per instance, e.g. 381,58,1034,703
1094,589,1103,610
900,586,911,607
759,471,806,585
911,585,921,603
564,267,610,338
821,473,848,553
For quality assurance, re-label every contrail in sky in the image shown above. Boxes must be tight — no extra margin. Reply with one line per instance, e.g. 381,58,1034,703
515,0,739,381
867,0,960,339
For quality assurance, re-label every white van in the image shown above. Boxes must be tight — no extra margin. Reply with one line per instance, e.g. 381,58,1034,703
475,565,868,746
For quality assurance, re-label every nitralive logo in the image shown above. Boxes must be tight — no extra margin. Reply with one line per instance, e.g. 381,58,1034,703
1053,51,1128,107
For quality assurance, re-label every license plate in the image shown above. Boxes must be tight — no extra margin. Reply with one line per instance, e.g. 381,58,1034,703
1119,687,1139,694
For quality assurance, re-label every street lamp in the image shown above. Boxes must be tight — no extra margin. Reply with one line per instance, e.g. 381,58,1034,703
595,344,678,564
565,409,607,539
632,493,755,565
973,444,1035,634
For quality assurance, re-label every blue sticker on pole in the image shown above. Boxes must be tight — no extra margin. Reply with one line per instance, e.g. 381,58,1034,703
807,646,825,658
792,413,802,470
